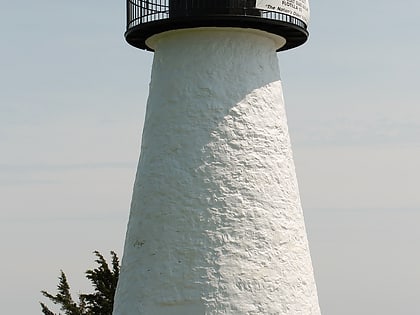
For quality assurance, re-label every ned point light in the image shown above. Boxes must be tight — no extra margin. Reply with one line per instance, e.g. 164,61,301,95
113,0,321,314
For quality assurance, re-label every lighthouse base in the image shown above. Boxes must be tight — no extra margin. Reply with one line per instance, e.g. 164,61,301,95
113,28,320,315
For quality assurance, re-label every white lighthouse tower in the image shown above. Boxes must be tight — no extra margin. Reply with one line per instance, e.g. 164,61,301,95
113,1,320,314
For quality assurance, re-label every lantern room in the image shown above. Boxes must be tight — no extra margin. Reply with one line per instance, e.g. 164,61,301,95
125,0,310,51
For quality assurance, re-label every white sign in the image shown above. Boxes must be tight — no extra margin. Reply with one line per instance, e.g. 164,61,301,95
255,0,310,25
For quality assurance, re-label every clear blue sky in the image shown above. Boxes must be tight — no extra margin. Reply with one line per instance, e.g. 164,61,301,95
1,1,420,314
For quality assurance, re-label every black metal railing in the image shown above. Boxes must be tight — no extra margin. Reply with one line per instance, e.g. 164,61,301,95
127,0,169,29
126,0,307,31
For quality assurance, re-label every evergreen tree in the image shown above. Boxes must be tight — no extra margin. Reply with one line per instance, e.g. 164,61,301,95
80,251,120,314
40,251,119,315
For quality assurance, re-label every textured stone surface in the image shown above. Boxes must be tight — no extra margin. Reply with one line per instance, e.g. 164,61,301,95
113,29,321,315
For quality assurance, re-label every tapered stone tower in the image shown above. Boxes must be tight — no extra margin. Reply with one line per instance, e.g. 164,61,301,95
113,1,320,314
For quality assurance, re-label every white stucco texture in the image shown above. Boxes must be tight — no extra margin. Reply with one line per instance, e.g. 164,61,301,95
113,28,321,315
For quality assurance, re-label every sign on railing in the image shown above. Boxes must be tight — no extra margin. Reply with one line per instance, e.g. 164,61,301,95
255,0,310,24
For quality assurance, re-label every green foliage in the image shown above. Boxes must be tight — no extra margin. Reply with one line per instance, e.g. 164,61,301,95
40,251,120,315
80,251,120,315
40,271,83,315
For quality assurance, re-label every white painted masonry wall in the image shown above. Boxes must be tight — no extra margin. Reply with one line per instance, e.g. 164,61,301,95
113,28,321,315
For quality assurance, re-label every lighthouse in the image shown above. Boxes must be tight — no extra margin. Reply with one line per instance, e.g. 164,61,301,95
113,0,320,314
